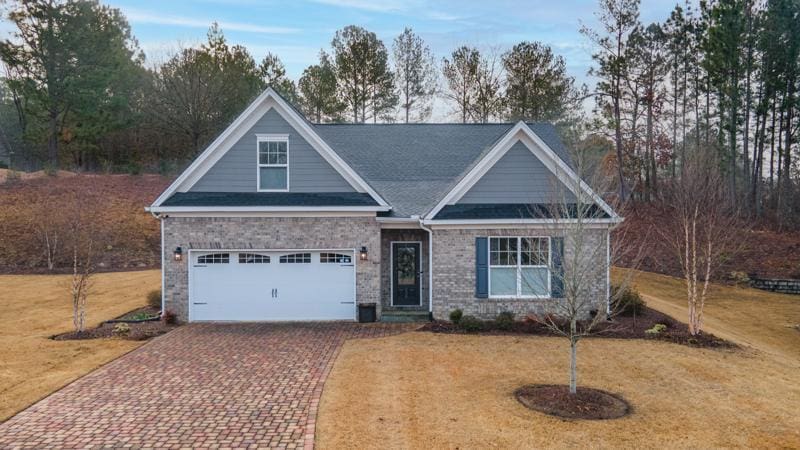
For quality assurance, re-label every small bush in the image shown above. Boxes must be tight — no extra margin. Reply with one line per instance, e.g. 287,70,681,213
112,323,131,336
458,315,484,332
494,311,515,330
645,323,667,335
147,289,162,309
729,271,750,285
126,161,142,175
611,284,646,317
449,309,463,324
162,310,177,325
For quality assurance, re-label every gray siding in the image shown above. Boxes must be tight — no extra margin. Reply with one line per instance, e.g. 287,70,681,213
191,109,355,193
458,142,575,204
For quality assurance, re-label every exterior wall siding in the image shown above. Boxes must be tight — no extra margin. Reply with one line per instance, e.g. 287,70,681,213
162,215,380,322
430,227,608,320
459,142,576,204
380,229,429,311
190,109,355,193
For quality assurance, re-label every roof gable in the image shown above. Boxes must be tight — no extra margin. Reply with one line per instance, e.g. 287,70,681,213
150,88,388,209
424,122,619,221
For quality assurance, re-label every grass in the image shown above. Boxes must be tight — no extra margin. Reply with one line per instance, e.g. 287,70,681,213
0,270,160,422
625,269,800,361
317,272,800,449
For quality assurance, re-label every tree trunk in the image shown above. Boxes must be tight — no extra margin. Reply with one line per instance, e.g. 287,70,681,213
48,109,59,169
569,337,578,395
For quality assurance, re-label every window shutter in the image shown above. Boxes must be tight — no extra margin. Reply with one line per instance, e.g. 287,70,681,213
551,237,565,298
475,237,489,298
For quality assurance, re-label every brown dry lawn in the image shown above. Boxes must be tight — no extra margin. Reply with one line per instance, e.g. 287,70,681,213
318,274,800,449
0,270,159,422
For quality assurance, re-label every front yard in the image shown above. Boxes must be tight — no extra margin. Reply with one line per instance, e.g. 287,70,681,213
317,273,800,449
0,270,160,422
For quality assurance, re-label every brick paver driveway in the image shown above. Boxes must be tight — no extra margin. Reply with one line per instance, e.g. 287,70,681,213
0,322,411,449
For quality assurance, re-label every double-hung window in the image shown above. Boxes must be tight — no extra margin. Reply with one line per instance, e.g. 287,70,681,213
489,237,550,297
257,135,288,191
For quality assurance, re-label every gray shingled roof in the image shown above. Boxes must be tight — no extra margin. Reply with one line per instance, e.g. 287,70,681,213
434,203,610,220
162,192,378,207
314,123,574,217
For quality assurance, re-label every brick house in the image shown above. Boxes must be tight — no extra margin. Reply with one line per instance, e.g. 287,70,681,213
148,88,621,322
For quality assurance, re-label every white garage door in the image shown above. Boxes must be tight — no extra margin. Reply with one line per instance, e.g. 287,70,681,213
189,250,355,321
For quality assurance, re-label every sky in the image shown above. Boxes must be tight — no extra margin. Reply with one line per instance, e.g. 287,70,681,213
1,0,695,120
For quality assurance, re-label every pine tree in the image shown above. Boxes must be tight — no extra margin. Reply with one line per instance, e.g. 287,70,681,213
392,27,437,123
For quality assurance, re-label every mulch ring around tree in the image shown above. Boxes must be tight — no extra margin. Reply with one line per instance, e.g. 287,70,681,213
514,384,631,420
419,306,735,349
52,306,178,341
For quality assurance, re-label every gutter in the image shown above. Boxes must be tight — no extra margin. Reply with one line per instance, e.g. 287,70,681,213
415,215,434,316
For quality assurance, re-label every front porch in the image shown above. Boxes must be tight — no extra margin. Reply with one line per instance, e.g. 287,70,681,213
380,229,430,321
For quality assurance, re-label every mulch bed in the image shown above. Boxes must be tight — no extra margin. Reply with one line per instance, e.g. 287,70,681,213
514,384,630,420
53,306,177,341
419,306,734,349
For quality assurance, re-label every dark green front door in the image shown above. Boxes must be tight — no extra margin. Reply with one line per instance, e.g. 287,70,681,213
392,242,421,306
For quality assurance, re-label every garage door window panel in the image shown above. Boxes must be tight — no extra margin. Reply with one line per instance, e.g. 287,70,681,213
280,253,311,263
239,253,270,264
197,253,230,264
320,253,352,263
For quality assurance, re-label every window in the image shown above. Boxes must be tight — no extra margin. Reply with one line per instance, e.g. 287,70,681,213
239,253,270,264
320,253,352,263
197,253,230,264
280,253,311,263
489,237,550,297
257,135,288,191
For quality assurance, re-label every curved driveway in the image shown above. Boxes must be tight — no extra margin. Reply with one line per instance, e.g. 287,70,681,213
0,322,411,449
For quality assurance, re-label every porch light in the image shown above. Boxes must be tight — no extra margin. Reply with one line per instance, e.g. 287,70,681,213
359,246,368,261
174,247,183,262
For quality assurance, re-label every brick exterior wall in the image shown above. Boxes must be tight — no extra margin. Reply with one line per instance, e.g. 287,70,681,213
380,229,429,311
430,227,609,320
162,216,381,322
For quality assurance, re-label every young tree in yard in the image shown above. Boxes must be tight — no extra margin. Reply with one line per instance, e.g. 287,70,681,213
441,46,480,123
503,41,582,123
524,148,642,394
392,28,437,123
332,25,397,123
298,51,343,123
660,152,743,335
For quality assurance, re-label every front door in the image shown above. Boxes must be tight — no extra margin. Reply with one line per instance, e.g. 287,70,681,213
392,242,421,306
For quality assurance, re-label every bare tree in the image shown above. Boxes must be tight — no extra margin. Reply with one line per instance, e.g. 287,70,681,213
523,148,642,394
66,191,98,333
659,151,742,335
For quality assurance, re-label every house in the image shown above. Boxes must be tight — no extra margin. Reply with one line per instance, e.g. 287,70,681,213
148,88,622,322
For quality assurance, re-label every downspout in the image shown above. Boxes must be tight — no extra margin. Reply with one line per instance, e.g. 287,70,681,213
416,216,434,317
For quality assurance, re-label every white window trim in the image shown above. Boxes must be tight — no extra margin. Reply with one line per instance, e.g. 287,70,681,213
487,236,551,299
257,134,290,192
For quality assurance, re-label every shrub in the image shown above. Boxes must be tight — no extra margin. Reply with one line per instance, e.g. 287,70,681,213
458,315,484,332
729,271,750,285
112,323,131,336
126,161,142,175
449,309,463,324
147,289,162,309
611,284,646,316
162,310,177,325
494,311,515,330
644,323,667,335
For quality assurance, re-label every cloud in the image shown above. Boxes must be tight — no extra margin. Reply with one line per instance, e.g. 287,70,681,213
124,9,300,34
309,0,407,13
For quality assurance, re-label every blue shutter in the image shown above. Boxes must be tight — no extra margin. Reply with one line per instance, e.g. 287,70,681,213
475,237,489,298
551,237,565,298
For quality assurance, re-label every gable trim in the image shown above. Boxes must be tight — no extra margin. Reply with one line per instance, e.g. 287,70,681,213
151,88,389,208
424,122,618,220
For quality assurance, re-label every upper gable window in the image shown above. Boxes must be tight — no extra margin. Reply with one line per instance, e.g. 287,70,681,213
257,134,288,191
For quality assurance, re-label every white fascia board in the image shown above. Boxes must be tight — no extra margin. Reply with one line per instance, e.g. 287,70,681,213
150,88,389,208
147,205,390,214
424,122,619,220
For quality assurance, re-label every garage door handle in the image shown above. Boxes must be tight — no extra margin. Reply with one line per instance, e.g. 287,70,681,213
340,301,355,304
193,302,207,305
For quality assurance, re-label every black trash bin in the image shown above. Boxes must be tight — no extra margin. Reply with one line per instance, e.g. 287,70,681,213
358,303,377,323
